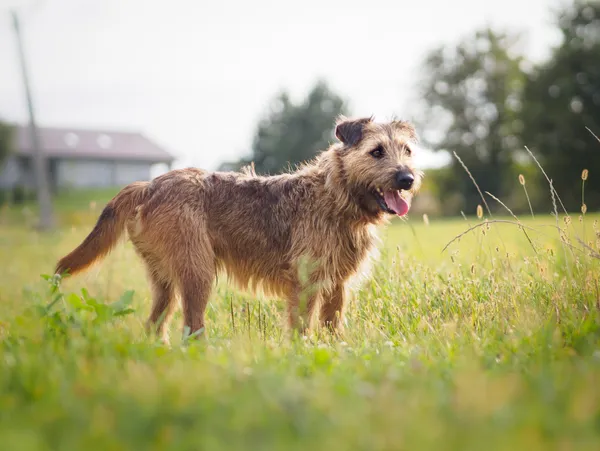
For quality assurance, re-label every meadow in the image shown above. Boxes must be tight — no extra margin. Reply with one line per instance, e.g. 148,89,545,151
0,188,599,451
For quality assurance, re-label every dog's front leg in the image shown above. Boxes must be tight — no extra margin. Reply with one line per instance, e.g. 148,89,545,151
286,283,321,336
319,284,346,334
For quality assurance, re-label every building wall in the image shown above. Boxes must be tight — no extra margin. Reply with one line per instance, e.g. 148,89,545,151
0,156,22,189
56,159,153,188
1,157,155,189
56,159,114,188
0,156,37,189
114,162,154,186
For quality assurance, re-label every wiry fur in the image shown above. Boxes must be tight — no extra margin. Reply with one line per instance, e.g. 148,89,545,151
55,117,423,342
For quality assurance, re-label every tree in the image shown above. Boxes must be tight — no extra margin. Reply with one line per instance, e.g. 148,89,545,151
0,120,14,167
521,1,600,212
414,28,526,215
220,80,348,174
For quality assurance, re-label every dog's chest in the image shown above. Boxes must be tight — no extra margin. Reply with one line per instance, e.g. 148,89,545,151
317,224,378,280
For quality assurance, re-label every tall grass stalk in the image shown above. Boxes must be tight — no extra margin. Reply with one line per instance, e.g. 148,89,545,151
453,151,511,272
519,174,535,219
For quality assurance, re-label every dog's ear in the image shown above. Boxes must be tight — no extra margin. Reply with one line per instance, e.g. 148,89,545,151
335,116,373,147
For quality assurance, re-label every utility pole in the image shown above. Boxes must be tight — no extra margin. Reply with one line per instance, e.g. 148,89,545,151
11,8,54,230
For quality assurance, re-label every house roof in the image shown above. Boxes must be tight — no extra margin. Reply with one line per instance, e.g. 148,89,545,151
14,125,175,164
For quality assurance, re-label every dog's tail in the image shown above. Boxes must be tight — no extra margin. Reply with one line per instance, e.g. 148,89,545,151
55,181,149,278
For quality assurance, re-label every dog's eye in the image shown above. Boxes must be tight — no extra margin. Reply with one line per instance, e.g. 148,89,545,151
370,146,384,158
404,146,412,156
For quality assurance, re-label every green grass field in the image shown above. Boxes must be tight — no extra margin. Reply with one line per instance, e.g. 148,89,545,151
1,193,599,450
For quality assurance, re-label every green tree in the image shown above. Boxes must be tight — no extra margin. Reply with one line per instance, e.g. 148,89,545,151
414,28,526,215
220,80,348,174
0,120,14,167
521,1,600,212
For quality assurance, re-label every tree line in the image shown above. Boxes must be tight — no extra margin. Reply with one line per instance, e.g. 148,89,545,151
221,0,600,217
415,0,600,216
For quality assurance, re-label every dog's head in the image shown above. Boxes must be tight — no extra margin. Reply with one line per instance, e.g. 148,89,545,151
333,116,423,218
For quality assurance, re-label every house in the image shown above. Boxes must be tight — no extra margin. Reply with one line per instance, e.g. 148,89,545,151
0,125,175,190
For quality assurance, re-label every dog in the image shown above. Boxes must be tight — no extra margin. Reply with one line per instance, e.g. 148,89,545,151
55,116,422,342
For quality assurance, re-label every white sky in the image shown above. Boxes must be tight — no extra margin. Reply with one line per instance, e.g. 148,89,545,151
0,0,562,173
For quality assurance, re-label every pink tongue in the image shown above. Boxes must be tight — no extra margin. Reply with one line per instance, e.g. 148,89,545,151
383,191,410,216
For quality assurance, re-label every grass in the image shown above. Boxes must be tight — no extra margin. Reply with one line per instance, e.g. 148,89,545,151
1,190,600,450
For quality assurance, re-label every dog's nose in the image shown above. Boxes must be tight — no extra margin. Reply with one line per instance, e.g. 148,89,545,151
395,172,414,190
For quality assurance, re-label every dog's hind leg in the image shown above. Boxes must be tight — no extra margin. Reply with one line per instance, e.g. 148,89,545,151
146,276,177,344
178,269,214,340
172,229,215,341
131,240,177,344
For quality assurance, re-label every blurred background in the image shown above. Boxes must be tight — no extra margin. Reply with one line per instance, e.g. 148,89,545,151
0,0,598,229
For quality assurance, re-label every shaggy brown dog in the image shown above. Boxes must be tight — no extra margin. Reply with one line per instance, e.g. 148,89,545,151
55,116,422,342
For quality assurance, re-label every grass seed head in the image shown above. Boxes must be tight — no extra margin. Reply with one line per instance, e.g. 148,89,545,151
519,174,525,185
477,205,483,219
581,169,589,181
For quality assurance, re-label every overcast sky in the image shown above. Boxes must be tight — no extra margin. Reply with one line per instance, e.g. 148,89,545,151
0,0,561,173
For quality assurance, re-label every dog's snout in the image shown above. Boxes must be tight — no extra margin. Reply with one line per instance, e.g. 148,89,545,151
395,172,414,190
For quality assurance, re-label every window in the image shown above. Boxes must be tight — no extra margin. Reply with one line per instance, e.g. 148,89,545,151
64,132,79,148
97,134,113,149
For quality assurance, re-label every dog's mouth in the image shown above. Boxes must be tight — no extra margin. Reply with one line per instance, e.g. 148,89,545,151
373,188,410,216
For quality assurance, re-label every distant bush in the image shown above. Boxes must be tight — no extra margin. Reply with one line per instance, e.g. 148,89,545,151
0,189,9,206
11,184,35,204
